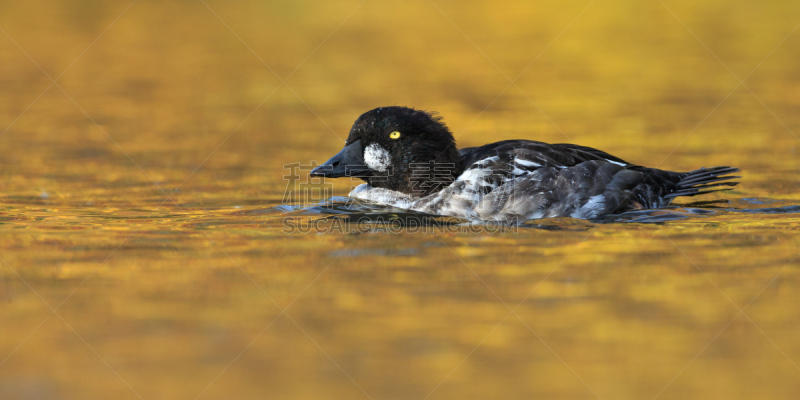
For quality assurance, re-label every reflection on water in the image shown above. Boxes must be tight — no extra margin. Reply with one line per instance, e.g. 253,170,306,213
2,0,800,399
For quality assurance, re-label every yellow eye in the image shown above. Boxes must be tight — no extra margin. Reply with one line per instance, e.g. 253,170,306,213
389,131,401,139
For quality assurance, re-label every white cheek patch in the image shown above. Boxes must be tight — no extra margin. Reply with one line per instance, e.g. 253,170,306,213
364,143,391,172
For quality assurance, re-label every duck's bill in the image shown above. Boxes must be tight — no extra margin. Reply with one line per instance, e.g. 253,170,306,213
310,139,371,178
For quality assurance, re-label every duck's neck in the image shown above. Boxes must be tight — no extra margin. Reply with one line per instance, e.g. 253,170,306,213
409,158,464,197
368,153,463,198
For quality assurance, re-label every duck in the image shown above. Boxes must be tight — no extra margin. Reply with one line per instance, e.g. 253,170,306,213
309,106,740,223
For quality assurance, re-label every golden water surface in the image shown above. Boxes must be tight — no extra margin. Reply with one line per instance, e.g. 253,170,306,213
1,1,800,399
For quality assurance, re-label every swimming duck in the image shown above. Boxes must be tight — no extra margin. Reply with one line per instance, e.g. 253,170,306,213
310,106,739,223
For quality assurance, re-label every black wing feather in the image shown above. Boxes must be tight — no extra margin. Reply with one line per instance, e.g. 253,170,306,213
459,140,633,172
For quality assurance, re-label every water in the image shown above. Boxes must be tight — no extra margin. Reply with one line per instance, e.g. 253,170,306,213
2,1,800,399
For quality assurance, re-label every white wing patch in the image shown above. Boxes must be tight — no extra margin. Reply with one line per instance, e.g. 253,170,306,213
472,156,499,166
513,158,541,168
456,167,493,185
364,143,391,172
605,159,626,167
510,167,528,175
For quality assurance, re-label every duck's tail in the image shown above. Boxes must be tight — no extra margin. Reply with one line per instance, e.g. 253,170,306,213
665,166,741,198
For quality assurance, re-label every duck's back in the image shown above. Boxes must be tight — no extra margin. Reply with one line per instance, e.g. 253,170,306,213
459,140,631,170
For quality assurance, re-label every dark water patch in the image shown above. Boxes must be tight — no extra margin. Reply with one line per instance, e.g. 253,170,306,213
601,207,718,224
269,198,468,228
729,205,800,214
739,197,780,204
521,218,595,231
725,198,800,215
